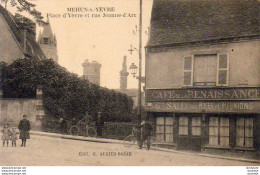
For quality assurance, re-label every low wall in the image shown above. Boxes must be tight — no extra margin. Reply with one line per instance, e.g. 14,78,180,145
0,98,43,130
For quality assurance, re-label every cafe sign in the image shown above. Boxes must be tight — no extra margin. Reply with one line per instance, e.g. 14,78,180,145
146,87,260,101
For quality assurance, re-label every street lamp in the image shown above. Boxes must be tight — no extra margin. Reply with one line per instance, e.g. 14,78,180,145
129,63,138,78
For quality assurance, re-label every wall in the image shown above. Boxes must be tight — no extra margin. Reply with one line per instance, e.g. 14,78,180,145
146,39,260,89
0,14,24,64
0,89,45,130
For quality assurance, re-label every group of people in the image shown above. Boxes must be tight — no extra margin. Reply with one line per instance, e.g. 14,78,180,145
1,115,31,147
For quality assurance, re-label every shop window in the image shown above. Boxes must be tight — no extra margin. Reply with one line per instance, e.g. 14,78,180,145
192,117,201,136
179,116,188,135
156,116,174,143
209,117,229,147
236,117,253,147
183,54,229,86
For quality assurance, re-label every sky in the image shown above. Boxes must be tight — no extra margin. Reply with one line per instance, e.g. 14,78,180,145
32,0,153,89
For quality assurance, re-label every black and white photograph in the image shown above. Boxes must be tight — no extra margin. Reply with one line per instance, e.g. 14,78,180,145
0,0,259,174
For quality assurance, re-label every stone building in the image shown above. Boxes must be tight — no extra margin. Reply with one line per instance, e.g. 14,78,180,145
82,59,101,86
0,5,46,63
145,0,260,159
0,5,46,129
37,17,58,63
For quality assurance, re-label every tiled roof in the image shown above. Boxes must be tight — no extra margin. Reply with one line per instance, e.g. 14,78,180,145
0,5,46,59
147,0,260,47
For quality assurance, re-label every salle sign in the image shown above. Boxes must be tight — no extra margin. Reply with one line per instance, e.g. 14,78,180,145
146,87,260,101
146,101,260,113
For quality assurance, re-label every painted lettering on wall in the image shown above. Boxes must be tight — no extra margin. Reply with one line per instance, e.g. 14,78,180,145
146,87,260,101
147,101,260,113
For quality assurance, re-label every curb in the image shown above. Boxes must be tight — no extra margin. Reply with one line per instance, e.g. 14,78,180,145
31,131,260,164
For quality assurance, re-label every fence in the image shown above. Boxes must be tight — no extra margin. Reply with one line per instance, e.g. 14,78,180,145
42,118,134,140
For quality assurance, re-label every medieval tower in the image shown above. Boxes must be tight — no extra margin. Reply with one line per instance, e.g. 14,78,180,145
82,59,101,86
120,56,129,90
37,18,58,63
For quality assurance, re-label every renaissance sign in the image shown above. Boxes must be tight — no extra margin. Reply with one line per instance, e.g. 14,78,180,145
146,87,260,101
146,101,260,113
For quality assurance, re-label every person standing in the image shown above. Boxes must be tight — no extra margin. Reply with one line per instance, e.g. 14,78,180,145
139,119,153,150
10,127,19,147
59,118,67,135
96,112,104,137
18,115,31,147
1,123,10,147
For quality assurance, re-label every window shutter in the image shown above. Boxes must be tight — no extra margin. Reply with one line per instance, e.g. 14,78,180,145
183,56,193,86
217,54,229,86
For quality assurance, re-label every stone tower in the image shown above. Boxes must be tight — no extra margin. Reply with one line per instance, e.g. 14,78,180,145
120,56,129,90
38,18,58,63
82,60,101,86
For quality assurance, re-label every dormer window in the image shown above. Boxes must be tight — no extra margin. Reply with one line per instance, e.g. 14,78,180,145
43,38,49,44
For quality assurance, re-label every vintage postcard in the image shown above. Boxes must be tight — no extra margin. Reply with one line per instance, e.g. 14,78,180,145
0,0,259,172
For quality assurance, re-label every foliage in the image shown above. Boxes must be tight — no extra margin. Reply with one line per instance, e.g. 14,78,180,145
0,59,134,122
1,0,44,24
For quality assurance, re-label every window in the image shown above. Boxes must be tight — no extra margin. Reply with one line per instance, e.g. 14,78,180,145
43,38,49,44
209,117,229,147
156,116,174,143
192,117,201,136
179,116,188,135
236,117,253,147
183,54,229,86
193,54,217,86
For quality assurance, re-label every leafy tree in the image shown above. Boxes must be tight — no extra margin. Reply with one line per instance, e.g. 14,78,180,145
1,59,134,124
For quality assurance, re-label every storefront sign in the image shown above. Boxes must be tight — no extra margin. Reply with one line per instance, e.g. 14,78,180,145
146,87,260,101
146,101,260,113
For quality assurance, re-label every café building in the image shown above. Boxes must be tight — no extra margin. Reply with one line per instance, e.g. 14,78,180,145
145,0,260,158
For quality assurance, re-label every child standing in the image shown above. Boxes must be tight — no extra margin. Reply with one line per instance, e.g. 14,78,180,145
10,127,19,147
1,123,10,147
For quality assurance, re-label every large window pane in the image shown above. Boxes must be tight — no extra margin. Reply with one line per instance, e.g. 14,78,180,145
156,126,164,133
236,117,254,147
165,134,173,142
156,117,164,125
179,116,188,125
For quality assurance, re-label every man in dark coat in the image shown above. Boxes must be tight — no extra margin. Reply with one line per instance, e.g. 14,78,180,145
139,119,153,150
59,118,68,135
18,115,31,147
96,112,104,137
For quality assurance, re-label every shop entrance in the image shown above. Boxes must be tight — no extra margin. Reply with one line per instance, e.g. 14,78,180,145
177,115,202,151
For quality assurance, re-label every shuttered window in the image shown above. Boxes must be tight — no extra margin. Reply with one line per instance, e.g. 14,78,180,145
183,56,193,86
217,54,229,86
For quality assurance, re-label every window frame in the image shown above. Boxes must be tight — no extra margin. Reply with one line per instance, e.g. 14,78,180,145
183,53,229,87
155,116,174,143
209,116,230,147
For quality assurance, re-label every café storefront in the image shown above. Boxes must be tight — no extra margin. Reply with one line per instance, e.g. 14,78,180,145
146,87,260,157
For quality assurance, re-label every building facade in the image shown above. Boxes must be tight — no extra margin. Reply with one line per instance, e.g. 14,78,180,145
145,0,260,159
82,59,101,86
0,5,46,63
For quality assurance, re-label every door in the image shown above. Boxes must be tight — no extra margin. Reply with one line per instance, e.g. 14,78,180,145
177,115,202,151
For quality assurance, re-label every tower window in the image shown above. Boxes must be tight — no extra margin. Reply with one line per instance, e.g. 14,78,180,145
43,38,49,44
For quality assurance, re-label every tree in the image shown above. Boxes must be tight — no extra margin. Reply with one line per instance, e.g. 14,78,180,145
1,0,44,24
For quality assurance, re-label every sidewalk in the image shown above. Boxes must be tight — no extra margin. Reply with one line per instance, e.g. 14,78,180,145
31,130,260,164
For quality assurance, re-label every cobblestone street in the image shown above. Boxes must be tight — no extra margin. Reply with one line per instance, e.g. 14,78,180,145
0,135,259,166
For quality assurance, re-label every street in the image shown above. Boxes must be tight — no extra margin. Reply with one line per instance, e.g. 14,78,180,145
0,135,259,166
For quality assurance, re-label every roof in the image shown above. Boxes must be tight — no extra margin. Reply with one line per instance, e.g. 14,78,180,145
0,5,46,59
147,0,260,47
